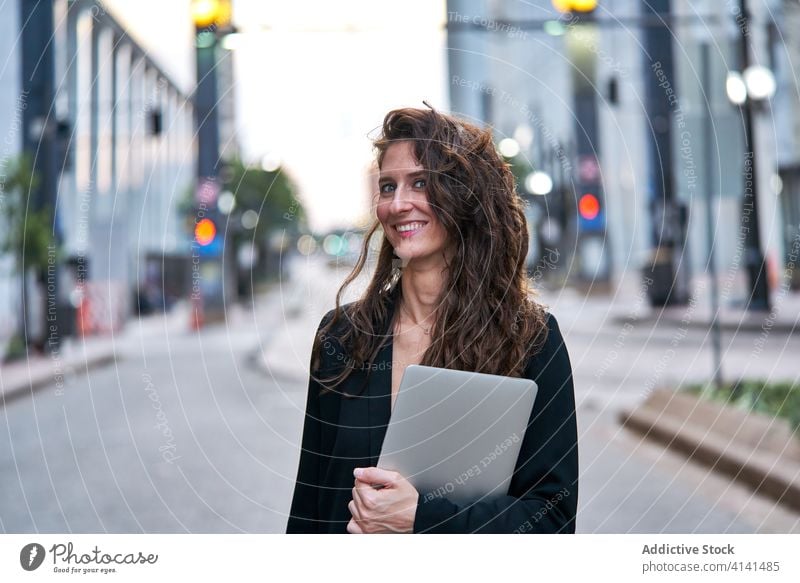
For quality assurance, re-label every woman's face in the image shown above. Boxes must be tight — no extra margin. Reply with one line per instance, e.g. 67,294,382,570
375,140,451,267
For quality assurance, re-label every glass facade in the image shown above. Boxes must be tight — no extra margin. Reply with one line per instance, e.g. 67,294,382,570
52,0,196,323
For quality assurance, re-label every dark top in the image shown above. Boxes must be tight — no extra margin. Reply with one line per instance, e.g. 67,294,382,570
286,291,579,534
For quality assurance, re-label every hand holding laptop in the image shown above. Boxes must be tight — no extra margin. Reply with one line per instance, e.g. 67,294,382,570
347,467,418,534
376,365,538,504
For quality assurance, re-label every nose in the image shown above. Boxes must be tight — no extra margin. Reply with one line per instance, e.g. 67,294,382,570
388,183,414,215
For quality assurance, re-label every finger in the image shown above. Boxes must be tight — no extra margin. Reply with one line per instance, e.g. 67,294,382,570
347,518,364,534
348,499,363,523
354,467,398,487
355,477,387,491
352,483,374,511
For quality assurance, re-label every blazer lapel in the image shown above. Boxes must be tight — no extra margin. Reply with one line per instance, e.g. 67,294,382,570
367,338,392,467
367,287,399,467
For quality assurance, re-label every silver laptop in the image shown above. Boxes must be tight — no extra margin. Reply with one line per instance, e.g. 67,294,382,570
377,364,538,504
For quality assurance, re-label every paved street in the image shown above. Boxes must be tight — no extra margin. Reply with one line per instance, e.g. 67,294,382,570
1,256,798,533
0,293,302,533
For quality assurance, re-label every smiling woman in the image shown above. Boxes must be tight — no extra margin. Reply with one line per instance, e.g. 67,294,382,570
376,140,451,271
286,103,578,534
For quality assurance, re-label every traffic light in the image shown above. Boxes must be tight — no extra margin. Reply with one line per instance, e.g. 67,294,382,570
193,215,223,256
191,0,232,32
552,0,597,14
577,192,604,232
194,217,217,246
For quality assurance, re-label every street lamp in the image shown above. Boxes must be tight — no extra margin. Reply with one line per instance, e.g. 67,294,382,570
742,65,777,101
498,138,521,158
217,191,236,215
725,71,747,106
513,124,533,151
525,171,554,195
728,0,772,312
726,66,776,105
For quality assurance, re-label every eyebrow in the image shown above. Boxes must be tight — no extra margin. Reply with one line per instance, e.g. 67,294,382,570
378,170,427,182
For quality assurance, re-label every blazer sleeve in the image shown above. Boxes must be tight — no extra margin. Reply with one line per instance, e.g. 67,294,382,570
285,312,332,534
412,313,579,534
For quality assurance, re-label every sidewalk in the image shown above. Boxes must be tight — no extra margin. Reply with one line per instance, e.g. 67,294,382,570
620,389,800,514
609,272,800,333
586,273,800,516
0,300,193,406
257,258,345,384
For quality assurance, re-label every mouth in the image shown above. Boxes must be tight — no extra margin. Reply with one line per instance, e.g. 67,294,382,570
394,221,428,238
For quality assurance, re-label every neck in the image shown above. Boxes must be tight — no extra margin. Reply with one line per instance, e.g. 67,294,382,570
397,258,447,326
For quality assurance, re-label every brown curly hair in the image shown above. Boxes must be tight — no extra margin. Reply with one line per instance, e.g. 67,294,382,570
311,104,549,396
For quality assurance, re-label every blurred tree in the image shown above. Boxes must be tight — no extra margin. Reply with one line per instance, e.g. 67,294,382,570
0,154,59,360
225,158,305,291
221,157,306,235
178,157,307,292
506,154,533,196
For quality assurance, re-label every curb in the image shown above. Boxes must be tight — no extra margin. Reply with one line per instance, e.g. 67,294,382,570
255,294,317,385
1,346,117,407
258,322,314,384
613,312,799,334
619,389,800,512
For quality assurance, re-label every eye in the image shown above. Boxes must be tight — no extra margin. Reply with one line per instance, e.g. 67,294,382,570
413,178,426,189
379,183,395,196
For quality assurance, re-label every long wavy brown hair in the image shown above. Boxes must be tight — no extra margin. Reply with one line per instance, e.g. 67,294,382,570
311,104,549,396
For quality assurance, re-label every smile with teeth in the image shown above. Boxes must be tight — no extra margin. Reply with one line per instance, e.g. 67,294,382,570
395,221,427,236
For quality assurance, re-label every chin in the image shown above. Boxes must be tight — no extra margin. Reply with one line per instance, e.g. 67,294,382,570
394,246,445,263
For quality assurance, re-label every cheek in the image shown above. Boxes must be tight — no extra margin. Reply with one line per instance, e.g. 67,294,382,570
428,215,446,236
435,226,450,245
375,203,390,224
436,221,451,245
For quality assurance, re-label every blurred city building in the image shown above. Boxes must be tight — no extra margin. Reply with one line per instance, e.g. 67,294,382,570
1,0,196,357
446,0,798,309
0,2,24,354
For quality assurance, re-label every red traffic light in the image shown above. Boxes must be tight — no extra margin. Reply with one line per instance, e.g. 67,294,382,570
578,193,600,220
195,218,217,246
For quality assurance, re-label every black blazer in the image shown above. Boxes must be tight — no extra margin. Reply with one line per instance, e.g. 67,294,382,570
286,290,579,534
